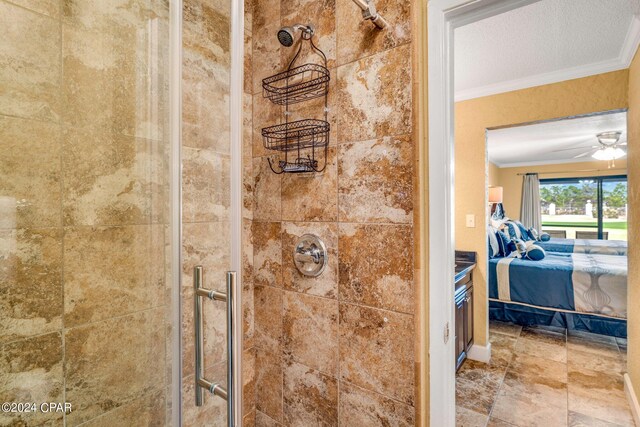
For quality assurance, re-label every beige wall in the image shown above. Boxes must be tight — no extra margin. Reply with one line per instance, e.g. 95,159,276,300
488,162,500,187
494,160,628,220
455,70,629,347
628,47,640,406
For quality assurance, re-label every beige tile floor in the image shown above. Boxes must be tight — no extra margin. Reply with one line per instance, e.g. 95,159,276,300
456,320,634,427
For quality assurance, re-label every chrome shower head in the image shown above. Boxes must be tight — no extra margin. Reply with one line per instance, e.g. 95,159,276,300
277,27,295,47
277,24,314,47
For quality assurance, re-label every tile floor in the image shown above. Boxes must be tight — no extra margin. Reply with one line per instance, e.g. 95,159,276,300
456,320,634,427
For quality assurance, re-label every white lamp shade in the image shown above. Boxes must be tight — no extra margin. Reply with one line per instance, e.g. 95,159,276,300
489,186,503,203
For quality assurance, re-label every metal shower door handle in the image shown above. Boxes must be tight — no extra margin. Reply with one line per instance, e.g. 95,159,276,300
194,266,236,427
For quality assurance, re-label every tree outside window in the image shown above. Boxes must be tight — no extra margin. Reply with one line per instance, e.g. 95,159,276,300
540,176,627,240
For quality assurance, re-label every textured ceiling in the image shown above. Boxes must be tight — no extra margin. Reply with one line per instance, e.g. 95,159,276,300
454,0,640,100
487,111,627,167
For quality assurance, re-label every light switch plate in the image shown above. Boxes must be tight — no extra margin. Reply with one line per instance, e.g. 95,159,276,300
466,214,475,228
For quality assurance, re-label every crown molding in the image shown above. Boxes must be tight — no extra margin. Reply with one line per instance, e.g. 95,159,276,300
621,16,640,67
456,15,640,102
493,156,607,169
455,59,628,102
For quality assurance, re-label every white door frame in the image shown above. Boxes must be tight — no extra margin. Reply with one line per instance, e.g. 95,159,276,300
230,0,245,424
169,1,183,425
426,1,541,425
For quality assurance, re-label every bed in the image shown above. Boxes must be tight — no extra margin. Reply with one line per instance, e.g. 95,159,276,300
537,238,627,256
488,252,627,337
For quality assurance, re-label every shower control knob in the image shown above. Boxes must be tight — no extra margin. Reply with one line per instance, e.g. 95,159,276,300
293,234,328,277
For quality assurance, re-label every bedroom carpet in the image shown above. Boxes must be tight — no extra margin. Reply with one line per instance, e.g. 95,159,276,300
456,321,633,427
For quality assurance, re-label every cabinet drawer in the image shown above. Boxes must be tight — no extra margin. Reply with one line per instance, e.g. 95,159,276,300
456,271,472,289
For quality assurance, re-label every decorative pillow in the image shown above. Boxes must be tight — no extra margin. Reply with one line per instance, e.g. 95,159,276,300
508,238,527,257
515,221,533,241
496,230,511,257
490,216,507,230
528,227,540,241
539,232,551,242
505,221,531,241
505,221,522,240
487,227,499,258
525,244,546,261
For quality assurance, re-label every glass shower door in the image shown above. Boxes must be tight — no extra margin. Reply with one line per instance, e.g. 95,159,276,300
1,0,242,424
0,1,177,425
180,0,242,425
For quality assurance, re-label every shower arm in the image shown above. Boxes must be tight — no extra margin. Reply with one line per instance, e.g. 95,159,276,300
352,0,388,29
292,24,314,38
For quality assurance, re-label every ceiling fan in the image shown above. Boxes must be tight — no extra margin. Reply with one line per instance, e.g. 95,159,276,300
552,131,627,160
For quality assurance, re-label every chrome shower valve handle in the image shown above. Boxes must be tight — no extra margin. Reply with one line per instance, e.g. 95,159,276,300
294,244,322,265
293,234,328,277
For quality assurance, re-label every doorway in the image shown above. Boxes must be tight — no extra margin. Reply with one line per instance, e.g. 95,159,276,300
427,0,638,425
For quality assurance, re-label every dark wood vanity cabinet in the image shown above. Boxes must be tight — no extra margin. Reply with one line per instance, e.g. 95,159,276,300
455,291,467,369
465,286,474,349
455,271,473,370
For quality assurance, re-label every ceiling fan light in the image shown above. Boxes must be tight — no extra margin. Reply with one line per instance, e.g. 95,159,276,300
592,147,626,161
592,149,607,160
612,147,626,159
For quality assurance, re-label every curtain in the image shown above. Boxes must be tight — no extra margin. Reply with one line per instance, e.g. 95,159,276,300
520,173,542,231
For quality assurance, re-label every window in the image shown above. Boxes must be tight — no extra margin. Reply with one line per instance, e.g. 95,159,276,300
539,175,627,241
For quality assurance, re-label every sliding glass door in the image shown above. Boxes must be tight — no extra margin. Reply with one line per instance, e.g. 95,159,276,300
601,176,628,240
540,175,628,240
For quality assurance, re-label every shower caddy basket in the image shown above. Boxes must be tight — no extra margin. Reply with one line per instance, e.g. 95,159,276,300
261,30,330,173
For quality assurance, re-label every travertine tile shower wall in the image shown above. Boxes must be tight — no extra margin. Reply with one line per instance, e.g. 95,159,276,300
0,0,173,426
243,0,257,425
248,0,417,425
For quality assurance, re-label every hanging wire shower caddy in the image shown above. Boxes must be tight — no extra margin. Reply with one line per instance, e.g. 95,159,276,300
261,26,330,173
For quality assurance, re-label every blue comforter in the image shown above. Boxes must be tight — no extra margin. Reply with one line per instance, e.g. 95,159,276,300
489,254,574,311
489,252,627,319
537,238,627,256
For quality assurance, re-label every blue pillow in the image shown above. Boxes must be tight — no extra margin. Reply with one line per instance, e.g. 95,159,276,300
496,230,511,257
539,232,551,242
515,221,529,238
505,220,532,241
515,221,532,240
527,227,539,241
525,244,546,261
505,221,520,239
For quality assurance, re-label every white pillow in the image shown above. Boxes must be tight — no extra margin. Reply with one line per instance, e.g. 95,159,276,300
490,217,507,230
487,226,499,257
